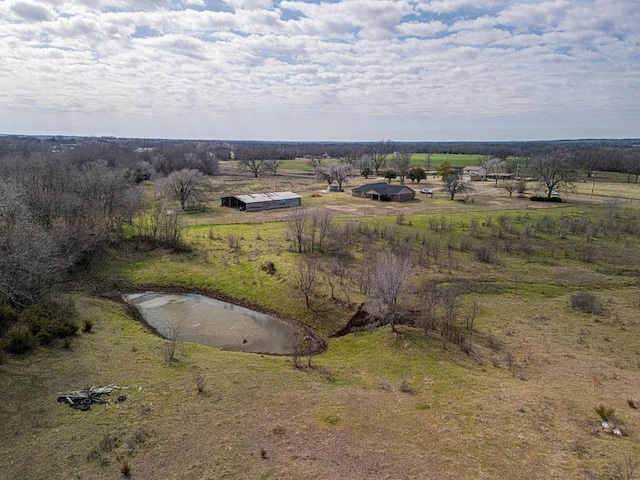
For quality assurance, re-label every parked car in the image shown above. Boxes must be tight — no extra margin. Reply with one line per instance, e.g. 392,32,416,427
420,188,433,194
546,190,560,196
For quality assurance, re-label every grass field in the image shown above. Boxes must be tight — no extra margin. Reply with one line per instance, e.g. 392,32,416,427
2,170,640,479
227,152,484,174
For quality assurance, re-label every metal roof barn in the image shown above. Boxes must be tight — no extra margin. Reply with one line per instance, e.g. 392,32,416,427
221,192,302,212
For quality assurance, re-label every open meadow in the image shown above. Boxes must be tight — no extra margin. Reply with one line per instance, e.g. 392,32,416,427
1,166,640,479
227,152,486,173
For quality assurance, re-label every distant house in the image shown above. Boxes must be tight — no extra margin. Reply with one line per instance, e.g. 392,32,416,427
462,166,487,181
351,183,415,202
221,191,302,212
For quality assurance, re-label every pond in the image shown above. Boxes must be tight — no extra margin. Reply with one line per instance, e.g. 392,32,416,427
123,292,302,355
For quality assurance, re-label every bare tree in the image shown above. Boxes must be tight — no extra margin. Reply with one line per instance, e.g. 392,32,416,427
329,163,354,191
238,147,266,178
528,149,577,197
315,166,335,187
622,150,640,183
148,144,219,176
0,180,65,306
367,251,412,332
357,155,374,178
263,159,282,176
162,169,209,210
441,173,475,200
482,157,507,186
341,145,365,166
163,318,184,365
307,156,324,172
285,207,308,253
291,255,320,310
288,330,314,368
500,178,519,198
368,140,394,175
308,209,334,253
133,199,184,248
391,151,412,184
1,154,143,271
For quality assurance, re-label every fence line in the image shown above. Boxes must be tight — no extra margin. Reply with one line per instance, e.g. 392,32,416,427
184,201,590,227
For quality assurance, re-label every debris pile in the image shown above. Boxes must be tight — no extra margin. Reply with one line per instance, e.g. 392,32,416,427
601,421,625,437
56,386,123,411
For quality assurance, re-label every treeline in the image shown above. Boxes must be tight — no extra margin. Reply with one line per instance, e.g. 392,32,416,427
0,154,142,306
3,135,638,166
0,140,224,353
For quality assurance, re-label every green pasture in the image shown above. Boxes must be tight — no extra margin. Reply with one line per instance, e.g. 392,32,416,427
572,178,640,200
4,176,640,479
108,202,640,336
228,153,485,174
409,153,485,169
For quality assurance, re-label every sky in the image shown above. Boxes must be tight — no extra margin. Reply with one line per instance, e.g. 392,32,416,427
0,0,638,142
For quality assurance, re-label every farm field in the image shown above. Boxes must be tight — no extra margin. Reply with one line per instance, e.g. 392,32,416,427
227,152,485,174
1,169,640,479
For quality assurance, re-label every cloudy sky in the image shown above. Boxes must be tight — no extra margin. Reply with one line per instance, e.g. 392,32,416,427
1,0,638,141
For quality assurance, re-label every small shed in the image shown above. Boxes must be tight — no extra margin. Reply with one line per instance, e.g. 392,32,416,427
221,191,302,212
351,183,415,202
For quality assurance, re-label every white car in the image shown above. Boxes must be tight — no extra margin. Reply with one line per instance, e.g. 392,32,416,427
420,188,433,194
546,190,560,196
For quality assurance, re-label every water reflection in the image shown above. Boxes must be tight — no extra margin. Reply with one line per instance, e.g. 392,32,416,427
124,292,298,355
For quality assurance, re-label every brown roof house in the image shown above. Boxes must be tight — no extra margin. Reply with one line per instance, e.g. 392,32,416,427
351,182,415,202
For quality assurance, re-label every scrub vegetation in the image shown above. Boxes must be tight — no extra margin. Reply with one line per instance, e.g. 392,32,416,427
1,137,640,479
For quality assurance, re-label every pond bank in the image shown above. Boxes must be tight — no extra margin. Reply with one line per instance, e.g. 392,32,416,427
94,284,327,355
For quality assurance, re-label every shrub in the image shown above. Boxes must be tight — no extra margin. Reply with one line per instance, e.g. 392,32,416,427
399,376,414,394
595,404,615,422
377,377,392,392
570,291,605,315
260,261,277,275
126,425,151,454
192,367,206,394
121,460,131,478
487,334,502,352
0,305,19,335
459,234,473,251
21,301,79,346
227,233,241,252
83,320,93,333
475,244,496,263
50,320,79,338
4,328,36,354
530,196,562,203
36,329,54,346
323,414,340,425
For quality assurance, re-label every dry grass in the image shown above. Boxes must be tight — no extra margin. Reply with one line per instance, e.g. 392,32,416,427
1,289,639,479
2,172,640,479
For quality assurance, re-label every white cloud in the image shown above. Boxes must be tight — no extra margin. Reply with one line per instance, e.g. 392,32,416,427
10,1,55,21
0,0,637,140
223,0,274,10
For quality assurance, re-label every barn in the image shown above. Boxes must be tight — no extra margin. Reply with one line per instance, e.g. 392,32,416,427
351,183,416,202
221,191,302,212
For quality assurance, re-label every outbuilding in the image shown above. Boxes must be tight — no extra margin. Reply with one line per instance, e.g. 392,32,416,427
221,191,302,212
462,166,487,181
351,183,415,202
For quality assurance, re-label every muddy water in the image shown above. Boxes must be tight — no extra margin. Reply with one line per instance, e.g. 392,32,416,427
123,292,298,355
